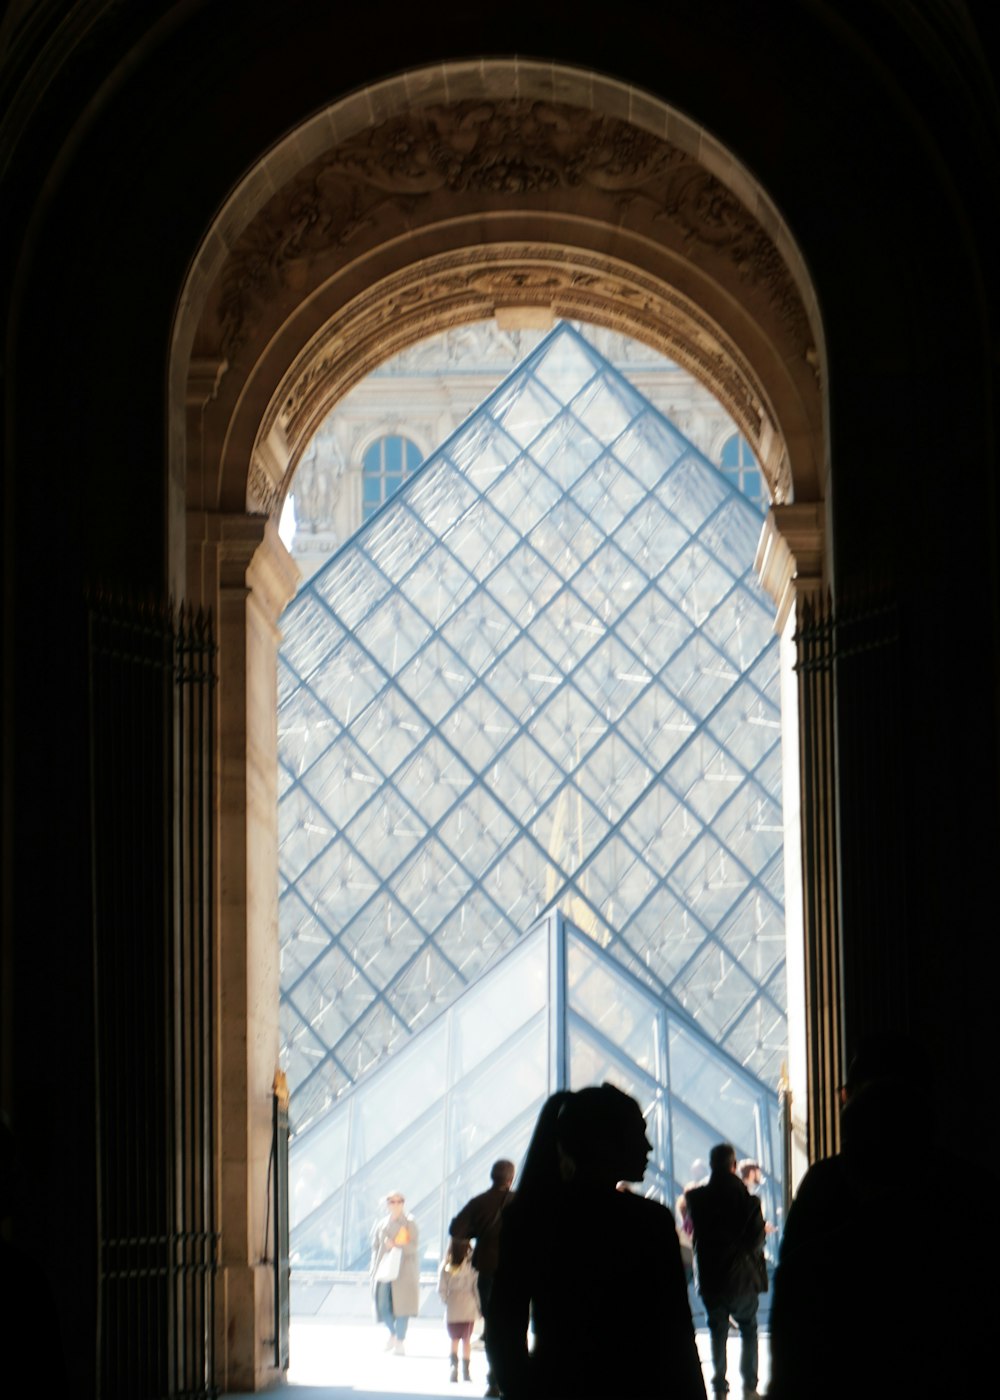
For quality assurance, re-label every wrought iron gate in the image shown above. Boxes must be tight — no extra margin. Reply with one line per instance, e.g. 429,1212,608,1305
88,598,217,1399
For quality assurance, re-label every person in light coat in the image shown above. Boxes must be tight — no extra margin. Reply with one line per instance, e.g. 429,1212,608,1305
370,1189,420,1353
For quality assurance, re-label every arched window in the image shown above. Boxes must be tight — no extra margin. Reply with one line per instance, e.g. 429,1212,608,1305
362,435,422,519
720,433,768,512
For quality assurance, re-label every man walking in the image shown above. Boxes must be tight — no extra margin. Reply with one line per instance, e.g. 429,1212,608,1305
686,1143,766,1399
449,1159,515,1397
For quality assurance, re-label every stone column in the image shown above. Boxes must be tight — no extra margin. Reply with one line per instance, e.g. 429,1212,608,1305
756,506,834,1170
191,513,299,1392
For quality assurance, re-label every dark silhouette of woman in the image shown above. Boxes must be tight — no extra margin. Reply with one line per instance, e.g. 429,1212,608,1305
487,1084,706,1400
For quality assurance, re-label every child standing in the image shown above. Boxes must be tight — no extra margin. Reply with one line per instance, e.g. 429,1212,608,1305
438,1236,481,1383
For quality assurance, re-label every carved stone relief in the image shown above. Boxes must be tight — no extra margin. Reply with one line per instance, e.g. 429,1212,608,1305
218,98,813,369
291,433,346,531
246,458,280,515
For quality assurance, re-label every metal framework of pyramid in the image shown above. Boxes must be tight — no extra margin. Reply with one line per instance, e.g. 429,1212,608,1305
277,323,786,1142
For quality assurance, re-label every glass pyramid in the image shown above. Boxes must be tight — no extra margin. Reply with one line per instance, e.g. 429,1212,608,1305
278,323,786,1138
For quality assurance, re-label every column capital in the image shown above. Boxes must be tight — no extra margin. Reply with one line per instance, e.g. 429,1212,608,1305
755,502,826,631
243,520,300,622
187,511,300,618
186,356,229,409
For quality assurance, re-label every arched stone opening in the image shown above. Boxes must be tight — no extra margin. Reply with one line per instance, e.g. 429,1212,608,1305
171,61,828,1390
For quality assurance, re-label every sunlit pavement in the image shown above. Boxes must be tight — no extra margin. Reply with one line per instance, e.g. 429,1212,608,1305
230,1318,771,1398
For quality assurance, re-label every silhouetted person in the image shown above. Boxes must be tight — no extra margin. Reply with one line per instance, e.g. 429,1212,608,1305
768,1034,982,1399
487,1085,706,1400
686,1143,766,1398
450,1158,516,1395
450,1159,516,1314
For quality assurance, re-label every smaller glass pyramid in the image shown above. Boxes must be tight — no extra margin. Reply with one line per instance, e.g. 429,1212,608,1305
288,913,783,1278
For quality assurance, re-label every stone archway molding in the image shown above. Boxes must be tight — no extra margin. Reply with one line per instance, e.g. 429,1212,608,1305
252,243,790,518
176,62,826,564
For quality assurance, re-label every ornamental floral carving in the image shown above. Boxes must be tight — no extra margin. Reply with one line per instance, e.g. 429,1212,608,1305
218,100,810,361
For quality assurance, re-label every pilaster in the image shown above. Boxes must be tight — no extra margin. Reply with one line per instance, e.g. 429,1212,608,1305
202,515,299,1392
755,503,839,1166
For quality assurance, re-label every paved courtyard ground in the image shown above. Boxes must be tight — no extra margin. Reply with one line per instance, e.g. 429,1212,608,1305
235,1317,770,1398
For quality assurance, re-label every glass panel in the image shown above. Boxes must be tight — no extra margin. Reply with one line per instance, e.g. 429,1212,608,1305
406,546,476,628
527,498,603,578
446,1030,548,1175
279,888,334,984
531,780,609,876
532,588,606,671
365,504,434,584
491,374,561,447
575,729,651,823
668,1022,762,1150
451,935,547,1078
485,636,563,724
613,498,689,576
315,551,391,631
280,594,345,685
567,1018,658,1102
567,936,661,1075
617,683,696,773
443,685,517,771
484,732,563,823
656,453,729,530
349,685,429,779
484,541,562,624
433,891,519,982
532,330,599,401
571,539,647,618
614,411,688,488
621,892,708,984
295,836,381,928
339,892,426,988
529,686,607,774
344,1108,447,1268
397,636,475,724
389,839,476,935
531,410,603,489
347,1018,449,1172
290,1106,350,1229
354,592,431,673
306,639,387,728
277,684,342,779
575,634,652,722
438,785,518,876
278,785,336,879
570,370,644,443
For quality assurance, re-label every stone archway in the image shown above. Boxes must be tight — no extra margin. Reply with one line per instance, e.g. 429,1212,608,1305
171,60,827,1391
